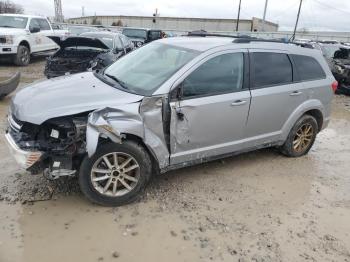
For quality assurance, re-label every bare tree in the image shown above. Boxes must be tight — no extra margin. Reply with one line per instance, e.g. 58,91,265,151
0,0,24,14
111,20,123,27
91,16,101,25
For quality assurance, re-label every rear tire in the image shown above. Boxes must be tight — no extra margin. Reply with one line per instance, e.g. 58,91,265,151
280,115,318,157
13,45,30,66
79,140,152,206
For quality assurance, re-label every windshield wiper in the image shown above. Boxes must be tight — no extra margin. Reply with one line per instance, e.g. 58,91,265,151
105,73,128,90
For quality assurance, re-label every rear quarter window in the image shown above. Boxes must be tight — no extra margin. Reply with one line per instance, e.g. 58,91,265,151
291,54,326,81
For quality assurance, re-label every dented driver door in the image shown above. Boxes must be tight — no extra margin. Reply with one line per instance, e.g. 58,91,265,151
169,50,251,165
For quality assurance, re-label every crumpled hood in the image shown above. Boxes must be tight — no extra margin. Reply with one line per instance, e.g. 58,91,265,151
47,36,110,50
11,72,143,125
0,27,27,36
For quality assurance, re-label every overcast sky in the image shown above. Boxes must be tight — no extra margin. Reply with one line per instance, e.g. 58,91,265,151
13,0,350,31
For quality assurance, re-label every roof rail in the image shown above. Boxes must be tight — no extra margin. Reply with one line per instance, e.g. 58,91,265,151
186,31,306,47
233,38,290,44
187,31,239,38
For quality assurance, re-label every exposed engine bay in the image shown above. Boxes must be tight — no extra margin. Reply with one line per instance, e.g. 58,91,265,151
330,47,350,95
45,48,108,78
8,113,88,179
331,48,350,84
44,36,117,79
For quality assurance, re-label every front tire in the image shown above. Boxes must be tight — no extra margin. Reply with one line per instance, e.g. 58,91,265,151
280,115,318,157
13,45,30,66
79,140,152,206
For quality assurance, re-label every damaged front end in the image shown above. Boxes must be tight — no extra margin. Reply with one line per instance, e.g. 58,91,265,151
5,111,88,179
6,95,170,180
330,48,350,95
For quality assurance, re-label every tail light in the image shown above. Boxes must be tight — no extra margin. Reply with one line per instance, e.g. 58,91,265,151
331,81,338,92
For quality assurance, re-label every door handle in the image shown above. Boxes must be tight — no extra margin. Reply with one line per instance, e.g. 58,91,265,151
290,91,303,96
231,100,247,106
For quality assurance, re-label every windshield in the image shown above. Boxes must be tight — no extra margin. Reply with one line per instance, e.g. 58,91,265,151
103,42,200,96
122,29,147,39
0,15,28,29
69,27,98,35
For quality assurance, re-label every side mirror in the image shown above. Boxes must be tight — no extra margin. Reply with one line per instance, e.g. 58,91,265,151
30,26,40,33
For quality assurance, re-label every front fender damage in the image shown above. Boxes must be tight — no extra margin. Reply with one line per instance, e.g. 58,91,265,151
86,96,169,169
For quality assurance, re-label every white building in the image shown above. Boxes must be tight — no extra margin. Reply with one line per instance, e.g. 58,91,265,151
67,15,279,32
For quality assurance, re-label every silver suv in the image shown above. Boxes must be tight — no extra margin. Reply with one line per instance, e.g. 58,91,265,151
5,36,336,206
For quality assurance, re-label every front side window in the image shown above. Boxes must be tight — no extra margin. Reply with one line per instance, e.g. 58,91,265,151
251,52,293,88
103,42,200,96
29,19,40,31
291,54,326,81
183,53,244,98
0,15,28,29
37,19,50,30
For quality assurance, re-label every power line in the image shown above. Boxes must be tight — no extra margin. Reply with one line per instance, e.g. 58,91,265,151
313,0,350,15
273,0,300,19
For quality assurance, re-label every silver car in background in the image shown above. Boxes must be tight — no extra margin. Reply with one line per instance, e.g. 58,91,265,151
5,36,336,206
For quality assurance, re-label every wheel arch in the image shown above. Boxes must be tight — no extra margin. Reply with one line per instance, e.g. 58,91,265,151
97,133,161,175
281,99,325,142
18,40,31,53
303,109,323,132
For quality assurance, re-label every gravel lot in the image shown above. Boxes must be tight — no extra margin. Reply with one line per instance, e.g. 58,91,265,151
0,58,350,262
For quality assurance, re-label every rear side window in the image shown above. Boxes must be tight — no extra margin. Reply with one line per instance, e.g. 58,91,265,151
291,54,326,81
251,52,293,88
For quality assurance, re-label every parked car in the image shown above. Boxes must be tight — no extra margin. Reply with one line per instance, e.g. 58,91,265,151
122,27,162,47
44,31,134,78
317,43,350,95
0,14,66,66
6,36,335,206
67,25,100,36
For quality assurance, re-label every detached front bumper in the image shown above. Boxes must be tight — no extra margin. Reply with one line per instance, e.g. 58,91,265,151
5,131,42,169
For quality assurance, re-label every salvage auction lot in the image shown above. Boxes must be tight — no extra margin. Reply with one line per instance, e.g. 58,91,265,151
0,58,350,261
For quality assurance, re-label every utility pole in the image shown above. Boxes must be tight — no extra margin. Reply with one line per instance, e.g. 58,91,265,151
236,0,242,31
261,0,268,31
54,0,63,23
291,0,303,41
82,6,85,17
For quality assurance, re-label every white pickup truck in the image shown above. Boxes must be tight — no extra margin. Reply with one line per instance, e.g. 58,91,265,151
0,14,67,66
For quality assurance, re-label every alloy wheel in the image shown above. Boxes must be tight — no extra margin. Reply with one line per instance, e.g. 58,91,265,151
293,123,314,153
91,152,140,197
21,48,29,64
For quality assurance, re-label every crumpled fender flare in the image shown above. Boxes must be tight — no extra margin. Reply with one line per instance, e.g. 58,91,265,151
85,97,170,169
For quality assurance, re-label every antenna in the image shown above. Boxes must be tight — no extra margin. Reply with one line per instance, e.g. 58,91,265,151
236,0,242,31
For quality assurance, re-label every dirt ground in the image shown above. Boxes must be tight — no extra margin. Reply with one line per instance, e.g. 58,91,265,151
0,58,350,262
